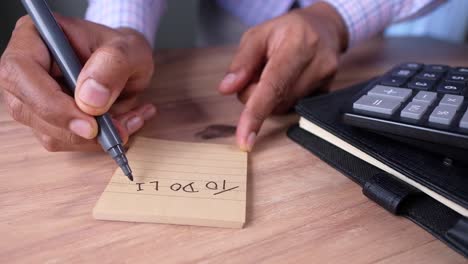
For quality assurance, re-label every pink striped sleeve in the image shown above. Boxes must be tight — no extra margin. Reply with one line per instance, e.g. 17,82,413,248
300,0,447,47
85,0,166,47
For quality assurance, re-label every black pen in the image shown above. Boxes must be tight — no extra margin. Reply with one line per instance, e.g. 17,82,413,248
21,0,134,181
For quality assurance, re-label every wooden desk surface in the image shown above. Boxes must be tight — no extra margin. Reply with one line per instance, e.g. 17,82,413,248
0,37,466,263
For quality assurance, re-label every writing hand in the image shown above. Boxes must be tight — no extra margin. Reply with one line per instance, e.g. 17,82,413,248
218,2,348,151
0,15,155,151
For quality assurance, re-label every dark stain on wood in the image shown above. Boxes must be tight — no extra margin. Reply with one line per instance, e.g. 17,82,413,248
195,124,236,139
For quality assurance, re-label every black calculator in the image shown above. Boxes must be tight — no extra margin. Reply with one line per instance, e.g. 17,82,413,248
343,62,468,160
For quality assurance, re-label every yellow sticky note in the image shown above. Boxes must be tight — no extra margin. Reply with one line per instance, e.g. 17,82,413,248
93,137,248,228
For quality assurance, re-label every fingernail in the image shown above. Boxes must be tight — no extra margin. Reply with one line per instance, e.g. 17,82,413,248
69,119,94,139
220,73,237,90
142,105,156,120
243,132,256,152
78,79,111,108
126,116,144,134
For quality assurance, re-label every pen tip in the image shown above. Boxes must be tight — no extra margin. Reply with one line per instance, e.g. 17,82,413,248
127,173,134,182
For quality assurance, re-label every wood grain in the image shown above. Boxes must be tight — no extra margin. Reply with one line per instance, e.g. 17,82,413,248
0,37,466,263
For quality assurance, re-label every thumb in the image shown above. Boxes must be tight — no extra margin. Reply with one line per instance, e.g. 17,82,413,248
75,32,153,116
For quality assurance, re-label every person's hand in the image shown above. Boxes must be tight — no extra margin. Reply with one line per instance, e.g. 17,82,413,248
218,2,348,151
0,15,156,151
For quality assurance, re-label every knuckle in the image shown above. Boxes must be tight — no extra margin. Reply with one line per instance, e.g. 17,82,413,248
5,93,27,123
61,129,86,146
288,12,312,30
0,58,64,126
293,28,318,50
38,134,61,152
35,101,56,124
320,54,339,78
244,106,267,124
327,56,339,74
121,31,153,64
304,32,319,49
0,56,21,91
282,15,319,50
69,135,83,146
264,77,287,101
263,78,288,109
97,42,129,65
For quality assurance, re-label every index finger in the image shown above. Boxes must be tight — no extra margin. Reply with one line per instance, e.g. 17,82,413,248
236,43,310,151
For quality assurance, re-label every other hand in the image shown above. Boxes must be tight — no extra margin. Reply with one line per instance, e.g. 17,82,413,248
218,2,348,151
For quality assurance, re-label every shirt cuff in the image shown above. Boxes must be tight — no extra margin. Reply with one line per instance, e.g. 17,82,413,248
312,0,394,48
85,0,166,47
301,0,446,48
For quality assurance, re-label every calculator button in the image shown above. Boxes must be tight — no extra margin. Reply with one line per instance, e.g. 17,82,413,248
429,105,458,125
380,76,407,87
452,67,468,75
368,85,412,102
391,69,415,78
400,62,423,71
400,102,430,120
407,79,434,90
413,91,437,105
353,95,401,116
437,81,465,94
446,74,467,83
415,71,442,81
460,111,468,129
425,65,448,73
439,94,464,110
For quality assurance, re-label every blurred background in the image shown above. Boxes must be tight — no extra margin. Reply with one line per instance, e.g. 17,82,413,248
0,0,467,54
0,0,201,52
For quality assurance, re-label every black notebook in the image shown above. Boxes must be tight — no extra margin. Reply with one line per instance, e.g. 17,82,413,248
287,80,468,257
